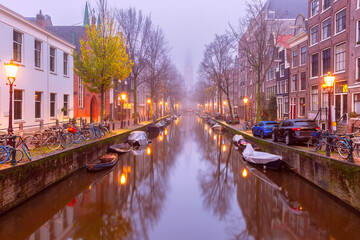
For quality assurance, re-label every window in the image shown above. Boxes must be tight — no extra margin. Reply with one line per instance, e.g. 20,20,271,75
285,80,288,93
284,97,289,113
35,40,42,68
50,47,56,72
292,74,297,92
323,0,331,11
335,43,346,72
300,72,306,91
311,85,319,111
322,48,331,75
357,58,360,82
311,0,319,17
79,78,84,107
50,93,56,118
322,18,331,40
311,25,319,45
13,31,22,62
63,95,69,117
299,98,306,116
293,50,298,68
14,90,23,120
311,53,319,77
280,64,285,77
322,90,328,108
35,92,42,119
301,46,306,65
357,20,360,44
335,9,346,34
63,53,68,75
354,94,360,113
269,66,274,80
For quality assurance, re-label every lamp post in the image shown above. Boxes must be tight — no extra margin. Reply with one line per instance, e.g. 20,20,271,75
322,72,335,157
4,60,19,166
120,92,127,128
243,97,249,123
147,99,151,120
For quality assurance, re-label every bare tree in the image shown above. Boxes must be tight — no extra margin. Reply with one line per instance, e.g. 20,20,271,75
229,0,286,122
116,8,152,124
144,26,171,119
199,34,236,123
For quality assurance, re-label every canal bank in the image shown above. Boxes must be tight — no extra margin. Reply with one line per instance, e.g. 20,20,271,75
212,119,360,212
0,117,169,214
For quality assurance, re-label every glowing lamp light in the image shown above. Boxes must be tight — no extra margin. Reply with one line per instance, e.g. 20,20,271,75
223,101,227,105
164,129,168,135
120,173,126,185
323,72,335,88
159,135,163,141
243,97,249,104
208,129,211,134
160,101,163,105
222,145,226,152
147,99,151,104
120,92,127,101
242,169,248,178
146,147,151,155
4,60,19,79
205,125,208,130
213,135,217,140
165,102,168,105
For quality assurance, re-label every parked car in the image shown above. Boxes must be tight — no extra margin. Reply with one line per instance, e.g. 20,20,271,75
271,119,320,145
252,121,278,138
226,114,240,124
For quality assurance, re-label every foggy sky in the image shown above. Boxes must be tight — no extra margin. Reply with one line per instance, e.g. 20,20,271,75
2,0,247,88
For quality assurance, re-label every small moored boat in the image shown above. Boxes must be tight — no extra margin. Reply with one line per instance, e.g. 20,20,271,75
212,123,226,132
233,135,260,151
87,154,118,172
109,143,132,153
128,131,149,147
242,144,282,170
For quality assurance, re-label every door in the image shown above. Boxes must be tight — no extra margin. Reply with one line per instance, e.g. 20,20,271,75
335,94,348,121
290,98,296,119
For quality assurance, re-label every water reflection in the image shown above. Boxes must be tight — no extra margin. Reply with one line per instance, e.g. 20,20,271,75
0,115,360,240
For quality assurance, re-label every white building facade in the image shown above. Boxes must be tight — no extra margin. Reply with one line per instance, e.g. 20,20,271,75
0,4,74,131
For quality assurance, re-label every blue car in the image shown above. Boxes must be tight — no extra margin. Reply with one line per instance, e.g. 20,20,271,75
252,121,278,138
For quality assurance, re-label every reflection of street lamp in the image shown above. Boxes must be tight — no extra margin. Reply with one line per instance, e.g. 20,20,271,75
4,60,19,166
243,97,249,122
147,99,151,120
322,72,335,157
119,92,127,128
242,168,248,178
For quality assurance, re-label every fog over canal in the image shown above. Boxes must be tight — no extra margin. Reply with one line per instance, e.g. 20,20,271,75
0,114,359,240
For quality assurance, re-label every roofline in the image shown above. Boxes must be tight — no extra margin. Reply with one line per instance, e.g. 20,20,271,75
0,4,75,49
287,31,307,45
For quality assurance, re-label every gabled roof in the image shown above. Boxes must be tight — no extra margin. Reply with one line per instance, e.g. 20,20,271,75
46,26,84,52
276,35,293,48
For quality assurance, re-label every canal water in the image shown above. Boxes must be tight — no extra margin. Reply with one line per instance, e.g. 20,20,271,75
0,114,360,240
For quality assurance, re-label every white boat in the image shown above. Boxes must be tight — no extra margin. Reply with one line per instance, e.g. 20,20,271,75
242,144,282,169
211,123,226,132
128,131,149,147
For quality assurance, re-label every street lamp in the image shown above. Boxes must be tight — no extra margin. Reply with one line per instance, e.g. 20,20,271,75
119,92,127,128
322,72,335,157
243,97,249,123
4,60,19,166
147,99,151,120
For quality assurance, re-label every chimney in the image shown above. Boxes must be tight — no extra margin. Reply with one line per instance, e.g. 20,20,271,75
36,10,45,28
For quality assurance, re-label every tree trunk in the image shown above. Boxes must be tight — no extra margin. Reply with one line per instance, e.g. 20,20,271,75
226,93,234,124
100,91,105,123
134,76,138,124
256,78,261,123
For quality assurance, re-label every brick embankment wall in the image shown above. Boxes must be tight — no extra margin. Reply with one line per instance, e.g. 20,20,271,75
214,119,360,212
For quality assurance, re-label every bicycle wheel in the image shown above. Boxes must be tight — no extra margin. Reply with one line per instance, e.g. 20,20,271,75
22,143,32,160
353,143,360,158
46,136,61,150
72,132,82,144
336,141,350,159
307,137,321,152
83,129,94,140
7,148,24,163
24,136,39,151
93,128,102,139
0,146,9,164
61,133,74,147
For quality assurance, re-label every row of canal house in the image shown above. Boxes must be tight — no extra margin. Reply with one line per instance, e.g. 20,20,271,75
0,3,152,132
236,0,360,132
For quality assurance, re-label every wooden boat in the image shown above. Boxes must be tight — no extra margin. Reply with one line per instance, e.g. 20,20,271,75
86,154,118,172
242,144,282,170
212,123,226,133
109,143,132,153
233,135,261,151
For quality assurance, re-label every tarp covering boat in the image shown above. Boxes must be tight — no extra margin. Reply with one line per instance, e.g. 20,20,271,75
242,144,282,165
109,143,132,153
128,131,149,146
212,123,226,132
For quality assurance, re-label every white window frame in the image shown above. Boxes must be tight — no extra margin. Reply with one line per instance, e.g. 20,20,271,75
79,78,84,108
299,72,306,91
321,48,331,76
310,25,319,46
13,30,23,63
34,40,42,69
321,17,331,41
299,98,306,117
311,0,319,18
334,42,346,73
322,0,331,12
300,46,306,65
50,47,56,73
63,52,68,76
311,85,319,111
311,53,319,78
292,74,297,92
280,63,285,77
14,89,24,120
292,50,298,68
356,20,360,45
63,94,69,117
50,93,56,118
35,91,42,119
335,8,346,35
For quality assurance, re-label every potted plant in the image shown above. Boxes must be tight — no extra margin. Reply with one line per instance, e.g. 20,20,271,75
349,111,358,118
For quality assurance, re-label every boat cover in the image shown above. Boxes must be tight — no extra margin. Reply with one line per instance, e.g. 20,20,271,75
242,144,282,164
128,131,148,146
212,123,225,131
233,134,243,143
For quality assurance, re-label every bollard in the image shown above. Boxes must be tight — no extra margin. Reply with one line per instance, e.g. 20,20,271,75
39,120,44,132
19,123,24,137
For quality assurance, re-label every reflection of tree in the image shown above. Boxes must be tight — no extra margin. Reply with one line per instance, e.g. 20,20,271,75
74,185,132,240
198,135,235,220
